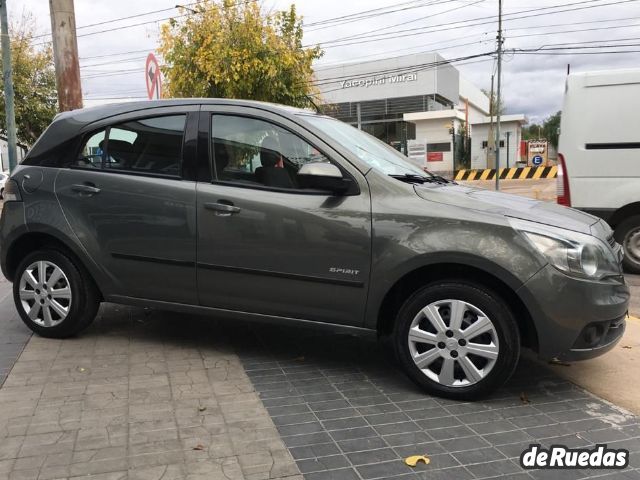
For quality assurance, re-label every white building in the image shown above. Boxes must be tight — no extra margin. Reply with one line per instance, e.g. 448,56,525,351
0,137,27,171
469,115,527,170
315,52,527,174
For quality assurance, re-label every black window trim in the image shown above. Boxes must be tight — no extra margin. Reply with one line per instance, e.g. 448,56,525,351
70,112,191,181
208,111,360,196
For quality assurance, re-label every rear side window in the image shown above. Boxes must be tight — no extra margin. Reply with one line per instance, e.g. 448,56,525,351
76,130,106,168
74,115,186,176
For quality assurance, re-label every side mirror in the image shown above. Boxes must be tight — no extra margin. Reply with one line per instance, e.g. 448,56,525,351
297,162,350,194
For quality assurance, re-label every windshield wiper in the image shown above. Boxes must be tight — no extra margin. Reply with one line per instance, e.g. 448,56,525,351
389,173,453,185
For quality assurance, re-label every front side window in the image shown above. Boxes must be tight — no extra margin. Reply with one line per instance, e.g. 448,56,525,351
211,115,331,190
74,115,186,176
303,115,427,176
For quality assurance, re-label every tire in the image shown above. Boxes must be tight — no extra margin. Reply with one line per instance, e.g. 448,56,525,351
13,249,100,338
393,280,520,400
614,215,640,274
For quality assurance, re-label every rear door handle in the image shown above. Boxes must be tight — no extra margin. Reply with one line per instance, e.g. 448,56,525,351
204,201,241,216
71,184,101,195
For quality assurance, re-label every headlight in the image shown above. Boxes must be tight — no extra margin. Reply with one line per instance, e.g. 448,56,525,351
509,218,620,280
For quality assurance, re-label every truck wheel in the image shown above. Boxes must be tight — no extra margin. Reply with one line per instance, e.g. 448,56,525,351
13,249,100,338
393,281,520,400
615,215,640,274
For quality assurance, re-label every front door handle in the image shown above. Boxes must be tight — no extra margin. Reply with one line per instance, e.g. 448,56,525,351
71,183,101,196
204,201,241,216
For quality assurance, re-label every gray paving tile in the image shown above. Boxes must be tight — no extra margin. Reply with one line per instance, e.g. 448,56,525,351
382,432,432,447
290,443,342,460
337,437,388,453
451,446,506,465
465,459,522,478
296,455,351,474
392,441,445,458
329,426,378,441
346,448,399,466
356,460,412,479
321,417,368,431
305,467,360,480
282,431,334,447
439,435,492,453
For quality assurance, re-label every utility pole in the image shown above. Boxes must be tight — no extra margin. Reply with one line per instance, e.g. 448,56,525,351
505,131,511,168
49,0,82,111
486,74,495,168
0,0,18,172
494,0,503,191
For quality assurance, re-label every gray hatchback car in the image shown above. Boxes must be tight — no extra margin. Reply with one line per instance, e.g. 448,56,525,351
0,99,630,399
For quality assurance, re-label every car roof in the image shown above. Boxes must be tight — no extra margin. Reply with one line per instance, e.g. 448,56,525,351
26,99,319,161
54,98,315,126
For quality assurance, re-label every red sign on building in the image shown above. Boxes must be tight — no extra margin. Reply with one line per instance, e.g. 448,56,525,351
427,152,443,162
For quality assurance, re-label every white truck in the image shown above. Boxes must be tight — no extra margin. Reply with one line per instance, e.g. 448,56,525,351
558,69,640,273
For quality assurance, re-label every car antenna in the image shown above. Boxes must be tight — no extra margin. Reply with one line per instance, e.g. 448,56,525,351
304,94,322,114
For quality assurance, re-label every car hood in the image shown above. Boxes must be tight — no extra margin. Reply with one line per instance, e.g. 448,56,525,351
414,183,599,234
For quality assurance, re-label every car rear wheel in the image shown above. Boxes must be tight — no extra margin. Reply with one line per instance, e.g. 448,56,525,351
393,280,520,400
14,249,100,338
615,215,640,274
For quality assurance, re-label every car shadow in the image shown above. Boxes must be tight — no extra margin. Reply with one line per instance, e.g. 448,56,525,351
81,302,592,408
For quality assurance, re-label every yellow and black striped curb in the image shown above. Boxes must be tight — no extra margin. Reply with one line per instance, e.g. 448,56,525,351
455,166,558,181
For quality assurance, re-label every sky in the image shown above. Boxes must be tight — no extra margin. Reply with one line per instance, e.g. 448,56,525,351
15,0,640,124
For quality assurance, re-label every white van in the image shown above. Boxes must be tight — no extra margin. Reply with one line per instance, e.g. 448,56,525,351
558,69,640,273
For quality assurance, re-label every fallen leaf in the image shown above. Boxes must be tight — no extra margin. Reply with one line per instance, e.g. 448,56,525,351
405,455,430,467
520,392,530,404
622,345,632,349
198,406,207,412
192,444,205,451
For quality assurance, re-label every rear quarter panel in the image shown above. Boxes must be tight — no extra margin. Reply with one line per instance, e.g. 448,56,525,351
2,165,116,294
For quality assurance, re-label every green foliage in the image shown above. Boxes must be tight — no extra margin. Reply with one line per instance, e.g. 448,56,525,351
522,111,561,149
0,14,57,146
158,0,323,108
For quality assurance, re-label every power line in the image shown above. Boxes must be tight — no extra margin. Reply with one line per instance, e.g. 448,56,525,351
32,0,257,45
80,49,154,61
304,0,434,29
324,0,486,44
309,0,640,49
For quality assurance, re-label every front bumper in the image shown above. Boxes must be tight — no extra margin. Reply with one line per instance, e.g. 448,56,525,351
517,264,629,362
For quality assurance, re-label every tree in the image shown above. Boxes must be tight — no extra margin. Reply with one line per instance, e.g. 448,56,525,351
0,14,57,146
481,88,505,116
522,111,561,149
541,111,561,149
158,0,323,108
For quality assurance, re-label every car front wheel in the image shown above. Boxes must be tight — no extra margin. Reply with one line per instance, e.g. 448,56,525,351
393,280,520,400
14,249,100,338
615,215,640,274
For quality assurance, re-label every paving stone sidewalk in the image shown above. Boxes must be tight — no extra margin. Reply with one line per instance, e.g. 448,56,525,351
234,323,640,480
0,304,301,480
0,278,31,386
0,302,639,480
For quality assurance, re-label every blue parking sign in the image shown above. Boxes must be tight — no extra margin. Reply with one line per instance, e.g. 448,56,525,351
532,155,543,166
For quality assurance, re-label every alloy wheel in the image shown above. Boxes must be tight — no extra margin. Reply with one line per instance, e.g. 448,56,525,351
624,226,640,264
407,299,499,387
18,260,72,327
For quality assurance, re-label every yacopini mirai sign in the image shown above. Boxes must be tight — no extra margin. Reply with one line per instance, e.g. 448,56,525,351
340,72,418,89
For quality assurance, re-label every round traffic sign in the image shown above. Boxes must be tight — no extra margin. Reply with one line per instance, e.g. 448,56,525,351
145,53,161,100
532,155,544,166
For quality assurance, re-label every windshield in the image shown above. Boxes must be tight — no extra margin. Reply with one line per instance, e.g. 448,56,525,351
303,115,427,176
